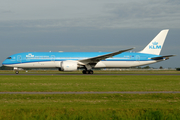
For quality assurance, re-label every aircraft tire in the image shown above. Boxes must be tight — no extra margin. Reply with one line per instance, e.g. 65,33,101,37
82,70,86,74
82,70,93,74
15,71,19,74
88,70,93,74
86,70,89,74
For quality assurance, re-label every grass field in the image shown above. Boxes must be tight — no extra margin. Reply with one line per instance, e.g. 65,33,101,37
0,94,180,119
0,70,180,119
0,75,179,92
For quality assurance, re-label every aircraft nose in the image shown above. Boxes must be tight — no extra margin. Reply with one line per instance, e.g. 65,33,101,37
2,61,5,66
2,60,7,66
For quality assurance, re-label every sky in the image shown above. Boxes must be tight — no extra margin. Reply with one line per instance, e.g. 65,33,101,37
0,0,180,68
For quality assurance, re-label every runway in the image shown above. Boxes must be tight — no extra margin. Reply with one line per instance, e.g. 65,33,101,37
0,73,180,76
0,91,180,94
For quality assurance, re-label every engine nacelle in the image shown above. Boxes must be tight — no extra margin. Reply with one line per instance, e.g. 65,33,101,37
60,61,78,71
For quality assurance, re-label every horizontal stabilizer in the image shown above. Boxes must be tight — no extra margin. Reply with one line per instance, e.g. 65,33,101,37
150,55,175,60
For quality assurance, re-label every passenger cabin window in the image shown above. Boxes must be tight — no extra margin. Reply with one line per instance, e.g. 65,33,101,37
7,57,12,59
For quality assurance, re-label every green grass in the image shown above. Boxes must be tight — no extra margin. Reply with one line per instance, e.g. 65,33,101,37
0,73,180,119
0,94,180,120
1,94,180,109
0,75,180,92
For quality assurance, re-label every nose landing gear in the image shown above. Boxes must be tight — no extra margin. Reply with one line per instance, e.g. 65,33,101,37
15,71,19,74
14,67,19,74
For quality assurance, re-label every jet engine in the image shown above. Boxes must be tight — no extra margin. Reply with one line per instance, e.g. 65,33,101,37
60,61,78,71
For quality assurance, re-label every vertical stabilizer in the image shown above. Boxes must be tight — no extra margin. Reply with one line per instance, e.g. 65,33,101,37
139,29,169,55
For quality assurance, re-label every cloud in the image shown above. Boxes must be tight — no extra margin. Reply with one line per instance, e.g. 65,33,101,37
0,10,13,14
0,0,180,29
103,0,180,28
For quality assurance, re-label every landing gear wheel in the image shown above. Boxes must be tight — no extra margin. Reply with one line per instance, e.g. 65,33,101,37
82,70,94,74
88,70,93,74
15,71,19,74
82,70,86,74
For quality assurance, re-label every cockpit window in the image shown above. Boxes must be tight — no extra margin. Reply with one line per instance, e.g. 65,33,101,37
7,57,12,59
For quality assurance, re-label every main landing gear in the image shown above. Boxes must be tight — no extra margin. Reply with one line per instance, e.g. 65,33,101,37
82,70,93,74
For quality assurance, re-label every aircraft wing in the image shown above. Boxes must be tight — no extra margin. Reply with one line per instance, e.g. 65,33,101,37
78,48,134,64
150,55,176,60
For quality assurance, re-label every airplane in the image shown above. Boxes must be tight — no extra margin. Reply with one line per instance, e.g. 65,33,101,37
2,29,175,74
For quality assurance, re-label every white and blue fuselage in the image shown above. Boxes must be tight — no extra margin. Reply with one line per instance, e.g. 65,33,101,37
2,52,160,68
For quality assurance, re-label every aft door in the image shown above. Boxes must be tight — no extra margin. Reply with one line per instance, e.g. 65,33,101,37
17,55,22,63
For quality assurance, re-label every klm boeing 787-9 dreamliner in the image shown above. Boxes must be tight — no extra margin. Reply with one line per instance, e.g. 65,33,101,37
2,29,175,74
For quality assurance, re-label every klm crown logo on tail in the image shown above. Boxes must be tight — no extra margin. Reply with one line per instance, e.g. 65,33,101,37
149,41,161,49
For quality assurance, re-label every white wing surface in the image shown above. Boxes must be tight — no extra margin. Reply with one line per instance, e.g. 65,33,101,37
78,48,134,65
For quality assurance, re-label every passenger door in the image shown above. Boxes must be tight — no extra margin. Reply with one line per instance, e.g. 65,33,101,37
17,55,22,63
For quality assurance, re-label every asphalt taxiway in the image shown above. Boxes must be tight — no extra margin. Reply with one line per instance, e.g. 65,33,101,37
0,91,180,94
0,73,180,76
